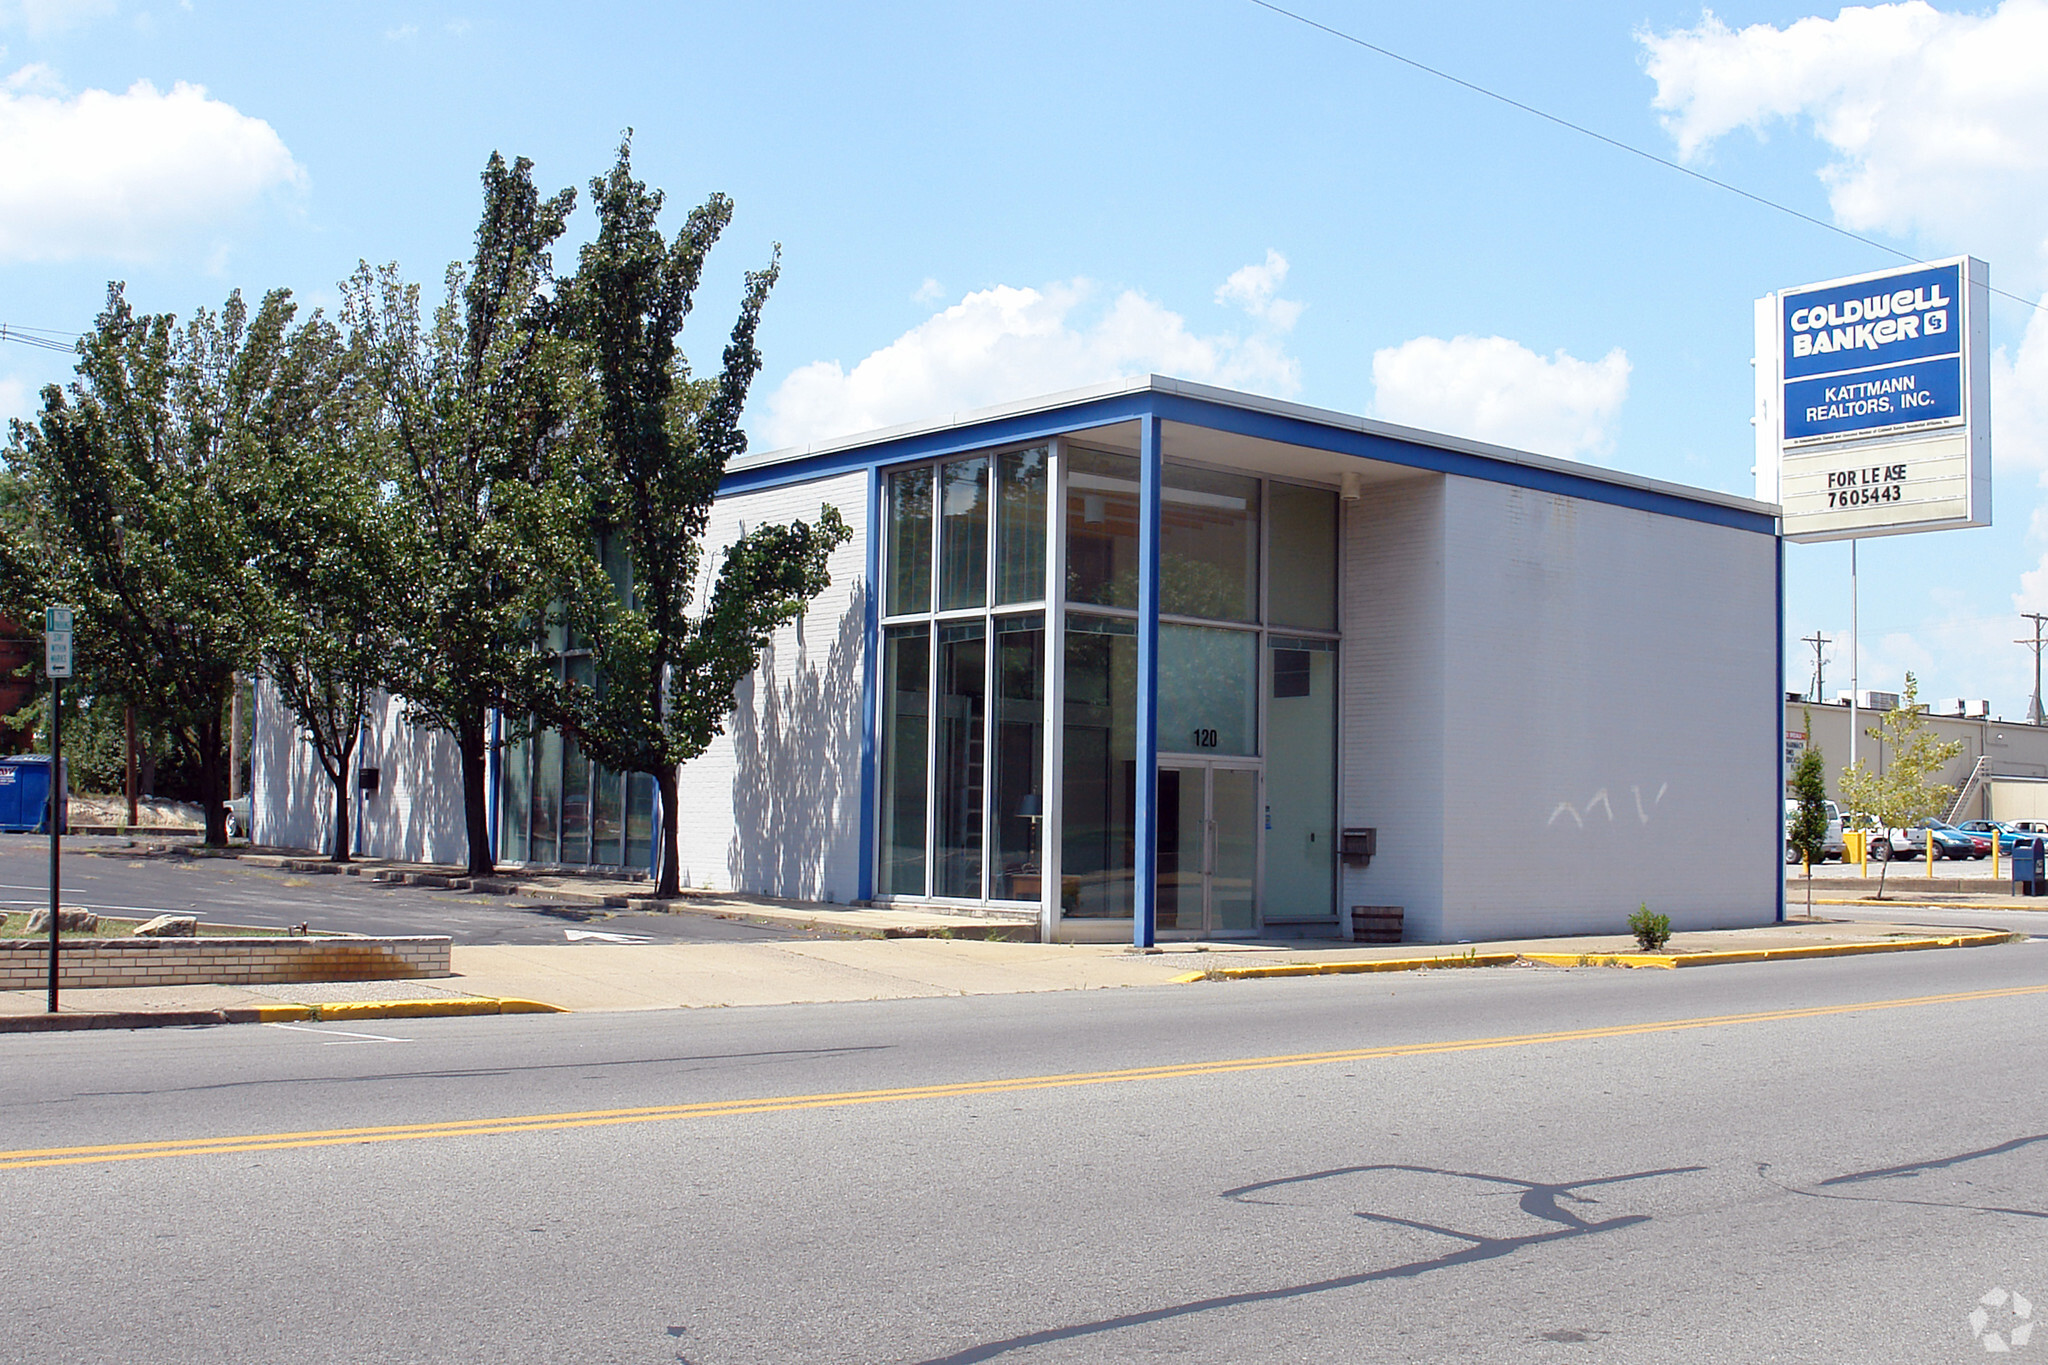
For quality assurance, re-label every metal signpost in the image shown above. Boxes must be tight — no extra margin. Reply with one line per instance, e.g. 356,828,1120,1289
44,605,71,1013
1754,257,1992,772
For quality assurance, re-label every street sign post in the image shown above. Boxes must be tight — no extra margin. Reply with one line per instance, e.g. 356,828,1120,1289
43,605,71,1013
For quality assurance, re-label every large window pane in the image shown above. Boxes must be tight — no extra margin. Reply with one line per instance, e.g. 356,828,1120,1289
1162,465,1258,622
1062,614,1136,918
880,625,930,895
939,457,989,611
887,467,933,616
936,620,987,897
1159,624,1257,756
991,614,1045,901
1266,638,1336,919
529,723,561,864
625,773,654,874
561,733,592,865
1065,448,1140,609
592,762,624,865
498,729,530,864
996,446,1048,605
1270,483,1338,631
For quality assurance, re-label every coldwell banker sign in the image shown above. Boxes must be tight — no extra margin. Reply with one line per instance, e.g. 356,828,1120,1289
1753,256,1991,542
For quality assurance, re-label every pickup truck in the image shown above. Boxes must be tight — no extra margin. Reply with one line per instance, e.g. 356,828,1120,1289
1783,798,1845,863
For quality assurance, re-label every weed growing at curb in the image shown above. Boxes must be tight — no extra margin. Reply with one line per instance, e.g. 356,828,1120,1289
1629,903,1672,952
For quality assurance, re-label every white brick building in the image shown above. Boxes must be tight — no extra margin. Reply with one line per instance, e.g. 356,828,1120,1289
255,376,1784,942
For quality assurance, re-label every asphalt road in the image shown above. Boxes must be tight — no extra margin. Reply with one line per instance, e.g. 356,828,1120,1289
0,834,821,944
3,943,2045,1363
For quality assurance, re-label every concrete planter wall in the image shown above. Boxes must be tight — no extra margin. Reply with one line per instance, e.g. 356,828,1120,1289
0,935,452,990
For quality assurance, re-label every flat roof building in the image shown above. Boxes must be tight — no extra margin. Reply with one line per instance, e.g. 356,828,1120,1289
256,376,1784,942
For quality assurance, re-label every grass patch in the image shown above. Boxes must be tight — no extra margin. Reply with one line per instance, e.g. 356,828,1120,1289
0,912,291,940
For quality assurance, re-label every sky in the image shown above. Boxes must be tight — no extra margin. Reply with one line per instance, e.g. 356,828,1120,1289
1,0,2045,716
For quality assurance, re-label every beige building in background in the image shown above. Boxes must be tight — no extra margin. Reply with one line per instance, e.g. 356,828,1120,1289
1785,697,2048,822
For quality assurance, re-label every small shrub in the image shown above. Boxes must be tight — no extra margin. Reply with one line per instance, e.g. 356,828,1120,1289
1628,903,1672,952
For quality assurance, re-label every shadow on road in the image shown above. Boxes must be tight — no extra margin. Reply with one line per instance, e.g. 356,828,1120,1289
911,1161,1706,1365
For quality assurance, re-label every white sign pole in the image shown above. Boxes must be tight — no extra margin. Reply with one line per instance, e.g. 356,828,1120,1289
1849,540,1859,775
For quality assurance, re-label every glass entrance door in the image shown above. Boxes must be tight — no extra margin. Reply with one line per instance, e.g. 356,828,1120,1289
1157,762,1260,935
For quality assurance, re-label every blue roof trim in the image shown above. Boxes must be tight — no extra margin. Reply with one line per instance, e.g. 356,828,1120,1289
724,387,1776,535
719,391,1157,497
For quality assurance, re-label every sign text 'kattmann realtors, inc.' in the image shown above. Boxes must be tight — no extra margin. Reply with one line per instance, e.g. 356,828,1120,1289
1753,256,1991,542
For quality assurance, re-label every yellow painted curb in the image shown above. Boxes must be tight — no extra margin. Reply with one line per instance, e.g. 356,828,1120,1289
1178,954,1520,982
250,1004,315,1022
306,998,567,1021
1176,932,2016,982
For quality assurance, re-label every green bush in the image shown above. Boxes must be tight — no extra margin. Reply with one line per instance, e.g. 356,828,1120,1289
1629,903,1672,952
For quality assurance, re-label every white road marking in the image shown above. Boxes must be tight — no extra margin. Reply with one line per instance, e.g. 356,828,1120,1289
563,929,653,943
264,1023,412,1043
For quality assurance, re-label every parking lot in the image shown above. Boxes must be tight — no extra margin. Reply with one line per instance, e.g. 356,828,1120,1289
0,835,843,945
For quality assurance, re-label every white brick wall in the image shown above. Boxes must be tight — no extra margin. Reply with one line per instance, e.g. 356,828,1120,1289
1340,475,1449,937
1436,478,1777,938
672,469,870,903
253,685,466,865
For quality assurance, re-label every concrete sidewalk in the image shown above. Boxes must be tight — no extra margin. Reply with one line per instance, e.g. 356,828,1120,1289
0,913,2026,1030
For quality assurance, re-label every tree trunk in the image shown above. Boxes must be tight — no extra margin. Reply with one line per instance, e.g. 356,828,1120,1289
198,713,229,847
459,711,495,877
656,764,680,898
328,768,352,863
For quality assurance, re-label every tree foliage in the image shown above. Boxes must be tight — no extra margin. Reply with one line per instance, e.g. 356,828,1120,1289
1,285,323,844
362,153,592,876
1838,673,1965,896
542,136,848,896
1788,708,1829,869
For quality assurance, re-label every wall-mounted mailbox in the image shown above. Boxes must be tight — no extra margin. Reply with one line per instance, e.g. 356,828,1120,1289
357,766,381,794
1341,827,1376,867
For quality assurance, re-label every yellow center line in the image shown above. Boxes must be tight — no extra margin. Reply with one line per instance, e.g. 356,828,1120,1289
7,981,2044,1172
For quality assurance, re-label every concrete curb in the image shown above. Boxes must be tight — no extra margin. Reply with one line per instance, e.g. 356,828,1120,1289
1175,932,2020,982
0,997,566,1033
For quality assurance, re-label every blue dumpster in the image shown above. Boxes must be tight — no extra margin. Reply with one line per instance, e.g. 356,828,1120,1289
0,756,67,834
2015,838,2047,897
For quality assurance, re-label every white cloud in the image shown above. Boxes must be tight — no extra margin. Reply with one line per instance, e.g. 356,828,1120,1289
1993,294,2048,476
384,24,417,41
1215,248,1304,332
760,255,1303,450
1369,334,1631,458
912,276,943,305
0,66,304,263
1641,2,2048,282
0,0,115,36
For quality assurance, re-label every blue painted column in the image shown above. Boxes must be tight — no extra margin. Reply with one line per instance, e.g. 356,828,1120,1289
857,466,882,903
1133,412,1163,948
1774,535,1786,924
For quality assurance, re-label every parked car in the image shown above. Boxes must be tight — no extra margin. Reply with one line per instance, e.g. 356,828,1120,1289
1919,818,1989,859
1783,797,1845,863
1957,819,2019,853
1843,813,1983,861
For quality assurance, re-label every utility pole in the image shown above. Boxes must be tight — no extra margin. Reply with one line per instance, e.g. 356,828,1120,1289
2023,613,2048,725
1800,631,1830,704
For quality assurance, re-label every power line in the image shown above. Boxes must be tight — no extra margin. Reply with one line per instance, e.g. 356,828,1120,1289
1245,0,2046,317
0,323,80,354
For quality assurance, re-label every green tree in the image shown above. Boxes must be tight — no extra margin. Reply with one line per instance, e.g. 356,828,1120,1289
244,284,394,861
1,285,313,844
1787,709,1829,913
541,138,849,897
363,154,592,876
1838,673,1965,897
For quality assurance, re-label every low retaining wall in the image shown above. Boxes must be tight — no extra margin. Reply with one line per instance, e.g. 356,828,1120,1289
0,936,452,990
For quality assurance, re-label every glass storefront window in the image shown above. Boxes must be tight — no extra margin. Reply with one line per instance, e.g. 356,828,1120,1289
625,773,654,873
498,730,530,863
991,614,1045,901
530,723,562,865
1159,624,1257,755
1162,465,1259,622
1266,637,1336,919
996,446,1048,605
1270,482,1338,631
1064,448,1140,609
935,620,987,897
880,625,930,895
887,466,933,616
939,457,989,611
1062,614,1136,918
